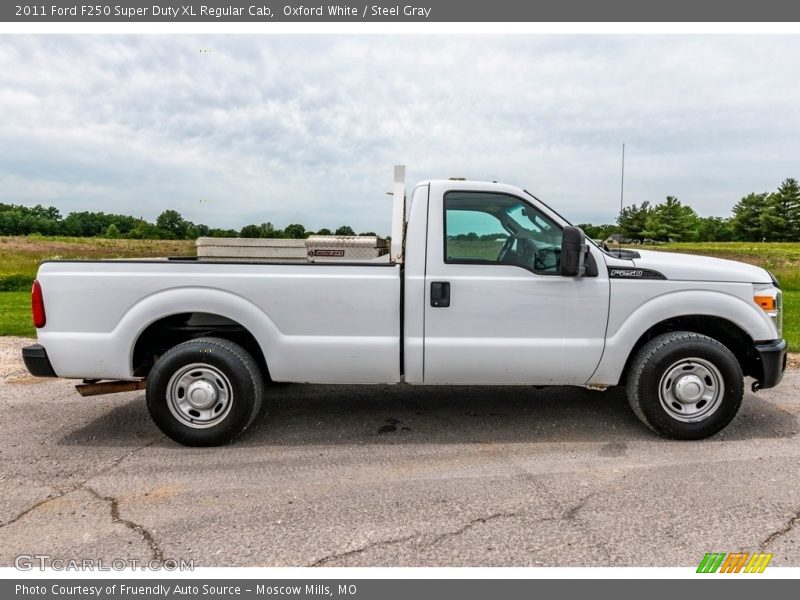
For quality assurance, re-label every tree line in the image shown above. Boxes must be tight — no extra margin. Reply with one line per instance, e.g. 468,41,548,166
0,205,374,240
579,178,800,243
1,177,798,243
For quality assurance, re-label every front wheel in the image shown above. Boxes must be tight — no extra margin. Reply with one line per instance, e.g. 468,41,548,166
627,331,743,440
146,337,264,446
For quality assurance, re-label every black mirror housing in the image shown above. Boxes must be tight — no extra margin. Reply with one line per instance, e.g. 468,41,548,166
560,226,588,277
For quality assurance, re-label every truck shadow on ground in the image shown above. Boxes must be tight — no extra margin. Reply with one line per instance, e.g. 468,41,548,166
59,381,798,447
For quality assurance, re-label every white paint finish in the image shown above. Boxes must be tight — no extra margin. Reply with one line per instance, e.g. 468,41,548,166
588,282,779,385
402,184,430,384
421,180,610,385
37,261,401,383
632,249,773,283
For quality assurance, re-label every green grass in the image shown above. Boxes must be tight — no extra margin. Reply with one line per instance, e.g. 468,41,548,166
782,291,800,352
0,292,34,337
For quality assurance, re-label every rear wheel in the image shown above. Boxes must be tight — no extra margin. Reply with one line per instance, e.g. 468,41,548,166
146,337,264,446
627,331,743,440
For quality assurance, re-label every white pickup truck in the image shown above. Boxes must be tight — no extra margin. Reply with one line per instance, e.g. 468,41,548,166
23,168,786,446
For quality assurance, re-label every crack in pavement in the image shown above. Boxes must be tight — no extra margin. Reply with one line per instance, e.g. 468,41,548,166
0,439,155,530
310,511,532,567
308,484,610,567
423,512,517,548
0,488,72,529
82,484,164,562
87,440,156,482
562,493,594,522
309,533,418,567
0,483,164,562
759,507,800,551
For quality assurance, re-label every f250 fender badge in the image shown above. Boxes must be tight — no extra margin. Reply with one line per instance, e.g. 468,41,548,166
608,267,666,279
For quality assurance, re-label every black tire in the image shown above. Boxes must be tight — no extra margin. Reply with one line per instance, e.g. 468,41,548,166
146,337,264,446
626,331,743,440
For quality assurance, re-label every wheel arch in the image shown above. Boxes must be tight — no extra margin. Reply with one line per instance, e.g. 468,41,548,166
132,312,269,380
617,315,759,386
589,289,774,386
120,287,278,380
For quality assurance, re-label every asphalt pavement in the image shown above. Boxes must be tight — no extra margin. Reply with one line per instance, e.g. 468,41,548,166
1,336,798,567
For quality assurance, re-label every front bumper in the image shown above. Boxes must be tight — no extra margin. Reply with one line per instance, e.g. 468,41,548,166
753,339,787,390
22,344,56,377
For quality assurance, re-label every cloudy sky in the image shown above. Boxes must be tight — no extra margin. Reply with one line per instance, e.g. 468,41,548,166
1,35,799,233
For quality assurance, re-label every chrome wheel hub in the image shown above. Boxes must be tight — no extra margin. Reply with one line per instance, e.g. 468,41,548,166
659,357,724,423
166,363,233,429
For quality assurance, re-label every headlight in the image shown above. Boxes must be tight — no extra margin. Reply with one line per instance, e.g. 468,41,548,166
754,285,782,337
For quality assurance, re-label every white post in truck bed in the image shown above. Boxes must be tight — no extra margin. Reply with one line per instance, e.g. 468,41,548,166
390,164,406,263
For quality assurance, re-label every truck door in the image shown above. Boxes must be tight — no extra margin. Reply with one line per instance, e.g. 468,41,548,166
422,183,610,385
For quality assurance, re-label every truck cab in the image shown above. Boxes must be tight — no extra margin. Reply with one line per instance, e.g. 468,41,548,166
403,180,610,386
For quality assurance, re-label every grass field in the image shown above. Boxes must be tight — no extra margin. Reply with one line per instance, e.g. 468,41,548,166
0,292,34,336
0,235,195,338
0,236,798,351
0,235,195,291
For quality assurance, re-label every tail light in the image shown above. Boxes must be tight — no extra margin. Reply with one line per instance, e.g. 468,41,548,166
32,279,46,328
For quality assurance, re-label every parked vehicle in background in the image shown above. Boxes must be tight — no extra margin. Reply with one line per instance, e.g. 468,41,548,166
23,167,786,445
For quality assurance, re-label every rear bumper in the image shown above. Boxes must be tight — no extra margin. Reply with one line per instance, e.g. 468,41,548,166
753,339,787,390
22,344,57,377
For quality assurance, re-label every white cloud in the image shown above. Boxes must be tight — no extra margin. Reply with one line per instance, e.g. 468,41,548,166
1,35,799,231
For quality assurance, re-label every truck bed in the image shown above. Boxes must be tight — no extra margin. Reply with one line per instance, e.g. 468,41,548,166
35,259,402,383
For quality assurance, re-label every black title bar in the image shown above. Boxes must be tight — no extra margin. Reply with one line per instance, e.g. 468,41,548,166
5,0,800,22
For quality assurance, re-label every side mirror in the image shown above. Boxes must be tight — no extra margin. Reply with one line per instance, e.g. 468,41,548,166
560,226,588,277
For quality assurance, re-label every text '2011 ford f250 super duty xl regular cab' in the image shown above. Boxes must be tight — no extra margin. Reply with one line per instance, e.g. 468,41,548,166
22,167,787,446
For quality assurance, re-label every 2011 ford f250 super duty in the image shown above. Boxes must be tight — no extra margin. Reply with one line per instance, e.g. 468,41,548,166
22,167,787,446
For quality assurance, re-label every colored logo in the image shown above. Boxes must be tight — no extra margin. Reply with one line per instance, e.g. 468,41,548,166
697,552,773,573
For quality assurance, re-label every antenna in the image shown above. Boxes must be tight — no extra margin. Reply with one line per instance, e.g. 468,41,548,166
617,143,626,249
619,142,626,214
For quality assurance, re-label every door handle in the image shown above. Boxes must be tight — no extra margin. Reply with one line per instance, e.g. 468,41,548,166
430,281,450,307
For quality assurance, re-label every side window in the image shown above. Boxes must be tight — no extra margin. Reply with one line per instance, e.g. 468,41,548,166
444,192,563,273
443,209,509,262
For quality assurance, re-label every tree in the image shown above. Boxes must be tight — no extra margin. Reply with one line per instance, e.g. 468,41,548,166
359,231,377,236
156,209,190,239
577,223,619,240
731,192,768,241
335,225,355,236
617,202,651,243
576,223,599,238
128,219,170,239
209,228,239,238
760,178,800,241
696,216,733,242
316,228,332,236
642,196,699,242
284,223,307,239
240,224,263,238
103,224,120,238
